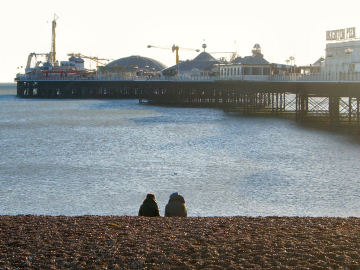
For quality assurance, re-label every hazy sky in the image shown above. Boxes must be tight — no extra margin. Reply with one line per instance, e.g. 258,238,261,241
1,0,359,82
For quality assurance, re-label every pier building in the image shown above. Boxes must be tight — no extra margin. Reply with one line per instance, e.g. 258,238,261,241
298,57,324,75
323,40,360,78
65,56,85,71
161,50,222,79
319,27,360,80
100,55,166,79
219,44,271,80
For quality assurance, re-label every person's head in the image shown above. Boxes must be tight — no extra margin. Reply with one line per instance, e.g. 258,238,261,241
168,192,185,203
170,192,178,198
146,193,156,201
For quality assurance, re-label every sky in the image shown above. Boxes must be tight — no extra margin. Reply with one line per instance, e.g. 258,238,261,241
1,0,360,82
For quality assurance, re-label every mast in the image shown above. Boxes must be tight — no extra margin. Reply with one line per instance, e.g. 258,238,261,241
51,14,59,64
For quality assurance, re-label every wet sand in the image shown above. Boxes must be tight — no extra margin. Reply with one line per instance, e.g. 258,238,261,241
0,216,359,269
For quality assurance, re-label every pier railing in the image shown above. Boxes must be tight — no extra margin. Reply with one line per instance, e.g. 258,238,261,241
16,72,360,82
270,73,360,82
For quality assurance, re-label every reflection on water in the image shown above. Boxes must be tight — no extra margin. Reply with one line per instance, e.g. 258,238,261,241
0,85,359,217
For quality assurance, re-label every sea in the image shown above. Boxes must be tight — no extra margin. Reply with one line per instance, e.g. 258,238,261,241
0,83,359,217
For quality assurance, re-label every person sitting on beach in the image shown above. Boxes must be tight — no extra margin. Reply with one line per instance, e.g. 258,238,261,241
165,192,187,217
138,193,160,217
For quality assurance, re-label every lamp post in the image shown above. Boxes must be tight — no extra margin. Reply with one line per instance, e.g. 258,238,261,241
285,59,290,75
289,56,295,73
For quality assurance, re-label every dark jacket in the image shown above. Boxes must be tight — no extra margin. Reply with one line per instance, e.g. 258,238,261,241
138,198,160,217
165,194,187,217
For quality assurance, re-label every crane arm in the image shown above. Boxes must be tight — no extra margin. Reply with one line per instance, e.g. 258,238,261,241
26,53,50,69
147,45,170,50
67,53,82,57
67,53,111,61
148,45,199,52
179,47,200,52
209,51,236,54
147,45,179,64
67,53,111,66
147,44,200,65
26,53,36,69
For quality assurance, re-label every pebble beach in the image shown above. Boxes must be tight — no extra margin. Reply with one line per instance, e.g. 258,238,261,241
0,215,359,269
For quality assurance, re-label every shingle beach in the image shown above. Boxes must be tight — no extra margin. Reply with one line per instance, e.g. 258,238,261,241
0,216,359,269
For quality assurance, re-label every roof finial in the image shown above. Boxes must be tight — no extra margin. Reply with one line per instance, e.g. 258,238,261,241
202,43,207,52
252,43,263,57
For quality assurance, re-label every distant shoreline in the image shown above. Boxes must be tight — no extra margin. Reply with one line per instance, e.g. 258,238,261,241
0,215,359,269
0,82,15,85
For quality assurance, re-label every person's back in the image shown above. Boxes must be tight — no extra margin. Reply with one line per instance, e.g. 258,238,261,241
165,193,187,217
138,193,160,217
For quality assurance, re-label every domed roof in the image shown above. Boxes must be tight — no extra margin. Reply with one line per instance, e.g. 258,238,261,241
193,52,217,62
162,52,220,75
105,55,167,71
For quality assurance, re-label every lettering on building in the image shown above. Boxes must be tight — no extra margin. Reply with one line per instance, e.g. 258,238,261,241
326,27,356,41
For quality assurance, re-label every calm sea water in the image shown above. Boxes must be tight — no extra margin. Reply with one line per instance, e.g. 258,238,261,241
0,83,359,217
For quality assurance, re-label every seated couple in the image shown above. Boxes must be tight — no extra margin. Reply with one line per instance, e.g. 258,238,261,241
138,192,187,217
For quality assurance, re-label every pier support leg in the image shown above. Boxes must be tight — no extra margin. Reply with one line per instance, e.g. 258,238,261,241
296,93,308,122
329,96,340,128
357,98,360,133
349,97,352,123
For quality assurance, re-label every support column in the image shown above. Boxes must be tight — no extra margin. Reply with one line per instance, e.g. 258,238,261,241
295,93,298,120
254,92,258,111
283,93,286,112
329,96,340,127
357,98,360,131
16,82,24,97
349,97,352,122
296,93,308,121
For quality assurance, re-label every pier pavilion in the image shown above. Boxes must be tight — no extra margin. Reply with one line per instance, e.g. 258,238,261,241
323,39,360,79
219,44,271,81
161,51,221,79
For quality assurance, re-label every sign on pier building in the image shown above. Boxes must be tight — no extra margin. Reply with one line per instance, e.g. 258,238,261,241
326,27,356,41
321,27,360,77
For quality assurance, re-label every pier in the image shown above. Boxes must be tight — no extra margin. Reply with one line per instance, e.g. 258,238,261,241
16,76,360,132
